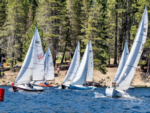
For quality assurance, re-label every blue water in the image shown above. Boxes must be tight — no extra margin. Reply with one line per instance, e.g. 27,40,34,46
0,87,150,113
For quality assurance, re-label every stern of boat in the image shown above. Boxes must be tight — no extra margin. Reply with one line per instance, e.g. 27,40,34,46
106,87,130,98
62,85,70,89
105,87,114,97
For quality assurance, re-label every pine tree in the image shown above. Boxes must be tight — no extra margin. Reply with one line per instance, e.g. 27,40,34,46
60,0,72,63
4,0,27,68
0,1,7,57
66,0,83,47
36,0,63,66
26,2,33,30
81,0,108,73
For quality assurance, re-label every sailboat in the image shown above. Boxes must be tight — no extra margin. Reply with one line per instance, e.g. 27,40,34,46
106,6,148,97
13,27,44,92
61,41,80,89
36,47,55,87
70,40,95,90
106,41,129,97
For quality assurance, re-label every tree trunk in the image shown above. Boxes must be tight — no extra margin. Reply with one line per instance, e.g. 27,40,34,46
126,0,130,49
114,0,118,65
140,65,144,72
108,49,110,66
61,42,67,64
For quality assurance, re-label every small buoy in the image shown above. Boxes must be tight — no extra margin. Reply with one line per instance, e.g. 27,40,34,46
11,83,14,87
0,88,5,102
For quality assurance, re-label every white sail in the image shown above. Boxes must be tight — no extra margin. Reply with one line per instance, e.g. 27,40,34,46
63,41,80,85
15,30,36,84
44,47,54,80
113,42,129,82
86,40,93,82
71,41,89,85
32,27,44,81
116,6,148,90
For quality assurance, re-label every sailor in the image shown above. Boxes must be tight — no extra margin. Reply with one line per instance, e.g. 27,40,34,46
86,82,89,86
27,82,33,88
44,81,48,86
112,82,116,88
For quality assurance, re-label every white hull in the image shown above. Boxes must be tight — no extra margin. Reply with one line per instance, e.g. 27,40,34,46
70,85,96,90
105,87,130,98
13,84,44,92
129,86,135,89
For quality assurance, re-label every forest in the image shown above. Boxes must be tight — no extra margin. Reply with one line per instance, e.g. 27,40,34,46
0,0,149,74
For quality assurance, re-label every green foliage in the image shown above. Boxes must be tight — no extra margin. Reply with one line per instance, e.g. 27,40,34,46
22,20,46,60
0,0,150,73
36,0,65,66
80,0,108,73
3,0,28,68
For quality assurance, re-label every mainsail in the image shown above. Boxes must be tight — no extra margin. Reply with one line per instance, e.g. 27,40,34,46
113,42,129,82
15,28,36,84
116,6,148,90
71,41,90,85
63,41,80,85
44,47,54,80
32,27,44,81
86,40,93,82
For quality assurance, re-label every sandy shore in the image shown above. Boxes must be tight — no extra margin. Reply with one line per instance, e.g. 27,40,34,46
0,66,149,87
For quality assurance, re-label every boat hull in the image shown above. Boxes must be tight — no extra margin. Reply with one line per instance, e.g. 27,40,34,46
129,86,134,89
62,85,70,89
13,85,44,92
70,85,95,90
105,87,130,98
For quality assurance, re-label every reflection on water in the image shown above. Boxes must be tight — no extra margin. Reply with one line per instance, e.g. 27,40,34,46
0,87,150,113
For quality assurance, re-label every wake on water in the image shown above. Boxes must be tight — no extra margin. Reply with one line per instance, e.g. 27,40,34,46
57,86,62,89
94,92,106,98
8,88,13,92
93,91,139,100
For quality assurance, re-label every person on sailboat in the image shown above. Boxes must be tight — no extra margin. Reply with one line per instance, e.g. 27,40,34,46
112,82,116,88
44,81,48,86
27,82,33,88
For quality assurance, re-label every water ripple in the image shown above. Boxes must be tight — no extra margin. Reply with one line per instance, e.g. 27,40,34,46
0,87,150,112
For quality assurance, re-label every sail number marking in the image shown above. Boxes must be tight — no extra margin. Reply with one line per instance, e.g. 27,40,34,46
35,40,40,44
143,28,146,32
37,53,43,60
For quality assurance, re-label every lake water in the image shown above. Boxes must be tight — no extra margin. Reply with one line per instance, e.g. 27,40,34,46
0,86,150,113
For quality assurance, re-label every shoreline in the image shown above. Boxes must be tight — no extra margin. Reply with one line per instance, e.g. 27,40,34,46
0,67,149,87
